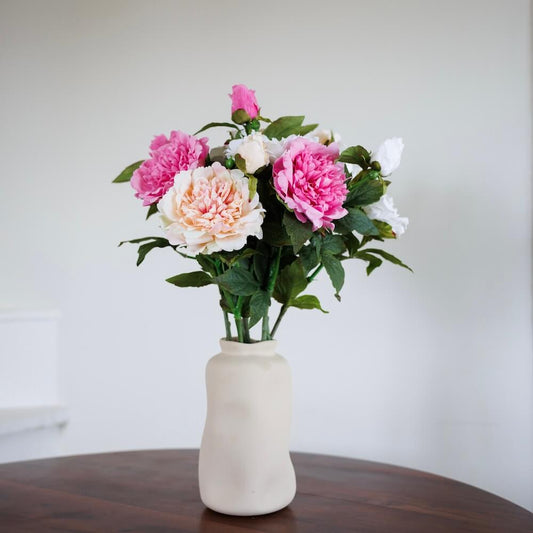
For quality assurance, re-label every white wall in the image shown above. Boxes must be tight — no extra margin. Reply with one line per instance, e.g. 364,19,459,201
1,0,531,511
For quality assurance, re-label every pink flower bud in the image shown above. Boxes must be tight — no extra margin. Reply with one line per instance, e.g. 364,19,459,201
229,84,260,121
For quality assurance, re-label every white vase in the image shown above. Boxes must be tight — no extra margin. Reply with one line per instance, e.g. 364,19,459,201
198,339,296,516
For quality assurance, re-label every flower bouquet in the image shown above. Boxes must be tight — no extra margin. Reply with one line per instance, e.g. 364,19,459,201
113,84,410,515
114,84,410,343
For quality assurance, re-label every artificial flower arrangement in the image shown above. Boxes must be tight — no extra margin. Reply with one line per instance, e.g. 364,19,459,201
113,85,410,343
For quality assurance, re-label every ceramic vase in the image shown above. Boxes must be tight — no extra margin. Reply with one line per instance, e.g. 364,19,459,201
198,339,296,516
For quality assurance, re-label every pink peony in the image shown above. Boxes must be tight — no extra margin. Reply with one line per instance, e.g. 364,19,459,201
229,84,260,120
131,131,209,206
273,138,348,231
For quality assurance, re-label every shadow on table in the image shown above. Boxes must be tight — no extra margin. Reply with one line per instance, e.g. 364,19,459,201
199,506,297,532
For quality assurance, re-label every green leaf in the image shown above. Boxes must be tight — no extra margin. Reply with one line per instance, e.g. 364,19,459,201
119,237,173,266
196,254,218,276
215,267,260,296
193,122,240,136
248,175,258,198
342,233,360,256
372,220,396,239
262,116,305,139
113,160,144,183
146,203,158,220
232,109,251,124
234,153,246,173
337,146,371,168
218,248,258,266
354,252,383,275
253,243,270,282
345,178,384,207
297,123,319,136
366,256,383,275
362,249,413,272
336,208,380,236
291,294,328,313
283,211,313,253
136,238,173,266
299,243,320,273
166,271,212,287
321,234,346,255
262,220,291,247
248,290,271,328
322,254,345,300
273,260,308,304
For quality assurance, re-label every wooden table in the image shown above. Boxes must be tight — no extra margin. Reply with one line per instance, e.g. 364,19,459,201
0,449,531,532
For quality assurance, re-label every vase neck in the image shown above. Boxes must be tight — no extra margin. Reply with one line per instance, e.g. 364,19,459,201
219,339,278,357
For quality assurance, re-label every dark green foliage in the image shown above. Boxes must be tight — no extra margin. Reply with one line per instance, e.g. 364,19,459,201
146,204,158,219
113,160,144,183
166,271,213,287
283,212,313,253
193,122,240,135
215,267,260,296
273,260,308,304
119,237,174,266
291,295,328,313
338,145,371,168
345,178,384,207
336,208,380,236
321,253,345,300
248,291,271,327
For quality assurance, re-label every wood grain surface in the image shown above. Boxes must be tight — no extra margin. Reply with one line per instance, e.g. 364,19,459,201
0,449,531,532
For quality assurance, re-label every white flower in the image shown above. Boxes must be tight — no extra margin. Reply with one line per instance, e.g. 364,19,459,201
363,194,409,237
158,162,264,255
225,133,269,174
263,135,295,163
306,128,341,145
371,137,404,176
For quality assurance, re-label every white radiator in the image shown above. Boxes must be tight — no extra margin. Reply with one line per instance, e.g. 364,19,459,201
0,309,68,463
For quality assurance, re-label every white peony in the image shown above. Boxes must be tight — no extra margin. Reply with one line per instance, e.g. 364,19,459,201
363,194,409,237
263,135,296,163
371,137,404,176
225,133,269,174
158,162,264,255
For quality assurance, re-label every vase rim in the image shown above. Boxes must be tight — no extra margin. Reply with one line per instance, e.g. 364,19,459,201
219,338,278,356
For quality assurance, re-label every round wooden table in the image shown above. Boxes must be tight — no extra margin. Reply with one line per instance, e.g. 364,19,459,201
0,449,531,532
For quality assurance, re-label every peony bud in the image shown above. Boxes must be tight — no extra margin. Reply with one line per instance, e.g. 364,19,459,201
229,84,260,121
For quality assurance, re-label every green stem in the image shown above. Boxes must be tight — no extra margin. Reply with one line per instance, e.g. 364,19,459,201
307,263,324,283
213,258,235,340
223,311,232,340
261,247,283,341
242,317,251,343
234,295,245,343
261,314,271,341
235,318,244,343
270,304,288,339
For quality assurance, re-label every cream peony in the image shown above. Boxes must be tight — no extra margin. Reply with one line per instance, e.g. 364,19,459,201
158,162,264,255
226,133,269,174
371,137,404,176
364,194,409,237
